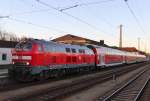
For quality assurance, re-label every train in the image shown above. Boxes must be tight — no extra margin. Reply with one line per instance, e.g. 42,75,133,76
8,39,147,81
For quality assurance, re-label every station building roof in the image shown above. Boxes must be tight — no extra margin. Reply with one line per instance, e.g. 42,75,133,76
52,34,108,46
0,40,18,48
119,47,138,52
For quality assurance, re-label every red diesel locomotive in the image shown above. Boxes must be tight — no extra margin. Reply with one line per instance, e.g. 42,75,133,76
9,39,95,81
9,39,146,81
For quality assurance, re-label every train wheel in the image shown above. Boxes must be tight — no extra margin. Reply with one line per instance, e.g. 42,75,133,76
18,74,34,82
37,70,49,81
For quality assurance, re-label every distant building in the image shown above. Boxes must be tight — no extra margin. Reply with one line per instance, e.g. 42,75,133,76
53,34,108,46
0,40,17,65
119,47,138,52
120,47,146,55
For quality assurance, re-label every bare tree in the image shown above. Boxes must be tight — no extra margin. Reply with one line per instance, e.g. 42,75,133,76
0,29,20,41
0,30,7,40
9,33,19,41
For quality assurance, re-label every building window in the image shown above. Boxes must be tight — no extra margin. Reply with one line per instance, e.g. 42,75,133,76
2,54,7,61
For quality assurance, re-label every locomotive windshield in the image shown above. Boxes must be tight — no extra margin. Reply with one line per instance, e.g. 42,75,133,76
15,41,32,51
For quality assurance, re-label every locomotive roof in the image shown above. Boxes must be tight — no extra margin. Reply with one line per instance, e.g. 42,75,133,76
30,39,90,49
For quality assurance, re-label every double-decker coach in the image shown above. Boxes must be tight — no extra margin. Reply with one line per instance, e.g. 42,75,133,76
87,45,125,67
125,52,146,64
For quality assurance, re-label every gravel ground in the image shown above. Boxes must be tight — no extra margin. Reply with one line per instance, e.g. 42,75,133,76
0,63,148,101
0,69,8,75
0,68,111,101
61,64,150,101
0,64,11,69
0,69,8,79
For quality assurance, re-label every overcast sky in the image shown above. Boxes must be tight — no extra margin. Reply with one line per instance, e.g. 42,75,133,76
0,0,149,52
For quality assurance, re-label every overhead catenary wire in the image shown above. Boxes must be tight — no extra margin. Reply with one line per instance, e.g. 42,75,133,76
60,0,115,28
7,0,115,30
35,0,112,36
8,17,69,33
60,0,115,11
8,9,51,16
77,0,114,6
69,0,79,4
0,16,9,19
124,0,147,35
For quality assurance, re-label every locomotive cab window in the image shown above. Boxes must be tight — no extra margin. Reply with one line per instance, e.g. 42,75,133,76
2,54,7,61
66,48,71,53
72,48,76,53
16,41,32,51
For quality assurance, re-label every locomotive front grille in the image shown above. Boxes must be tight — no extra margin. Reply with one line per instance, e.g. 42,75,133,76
14,62,27,66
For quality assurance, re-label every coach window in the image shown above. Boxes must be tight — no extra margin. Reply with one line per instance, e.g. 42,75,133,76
66,48,71,53
72,48,76,53
2,54,7,61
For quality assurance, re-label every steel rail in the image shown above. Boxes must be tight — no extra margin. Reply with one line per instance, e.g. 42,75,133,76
102,67,149,101
10,63,149,101
134,75,150,101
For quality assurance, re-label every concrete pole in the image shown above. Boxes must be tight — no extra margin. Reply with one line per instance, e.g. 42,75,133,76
119,24,123,48
138,37,140,50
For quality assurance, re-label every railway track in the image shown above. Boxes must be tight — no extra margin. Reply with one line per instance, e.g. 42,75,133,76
136,76,150,101
101,65,150,101
0,62,144,92
0,69,8,81
0,69,8,76
4,62,149,101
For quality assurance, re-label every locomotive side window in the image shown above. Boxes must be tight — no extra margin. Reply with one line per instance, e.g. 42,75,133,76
66,48,71,53
79,49,85,54
72,48,76,53
79,49,82,53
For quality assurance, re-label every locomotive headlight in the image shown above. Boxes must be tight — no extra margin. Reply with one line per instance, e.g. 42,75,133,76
26,62,30,65
12,61,15,64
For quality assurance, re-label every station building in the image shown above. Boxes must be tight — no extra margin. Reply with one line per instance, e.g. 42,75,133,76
53,34,108,46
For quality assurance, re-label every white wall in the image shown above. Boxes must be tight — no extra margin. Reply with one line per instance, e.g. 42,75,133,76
0,48,12,65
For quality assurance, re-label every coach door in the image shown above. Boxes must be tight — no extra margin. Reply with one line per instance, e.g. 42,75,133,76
100,53,105,66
